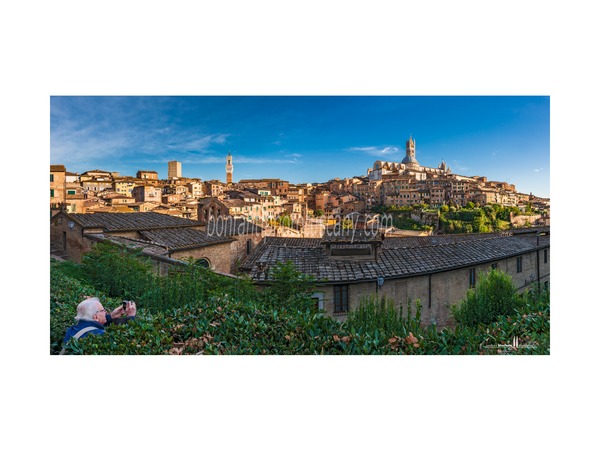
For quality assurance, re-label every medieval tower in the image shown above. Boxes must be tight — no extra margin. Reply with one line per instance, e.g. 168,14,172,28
401,135,420,169
226,151,233,185
168,160,182,179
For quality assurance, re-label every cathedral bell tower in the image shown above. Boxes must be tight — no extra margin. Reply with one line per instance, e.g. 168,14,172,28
226,151,233,185
401,135,420,169
406,135,416,158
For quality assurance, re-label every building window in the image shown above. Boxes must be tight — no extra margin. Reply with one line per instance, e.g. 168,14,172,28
544,249,548,264
469,268,476,288
491,263,498,270
517,256,523,273
334,285,349,314
246,239,252,255
50,174,54,182
194,258,210,269
312,293,324,311
50,189,54,198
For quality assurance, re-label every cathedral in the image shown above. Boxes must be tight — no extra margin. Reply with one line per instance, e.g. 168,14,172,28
368,135,451,181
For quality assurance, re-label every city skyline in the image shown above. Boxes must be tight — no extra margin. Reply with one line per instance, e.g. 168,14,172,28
51,96,550,198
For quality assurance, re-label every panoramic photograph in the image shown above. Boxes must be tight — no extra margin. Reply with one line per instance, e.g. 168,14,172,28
50,95,550,355
14,1,596,448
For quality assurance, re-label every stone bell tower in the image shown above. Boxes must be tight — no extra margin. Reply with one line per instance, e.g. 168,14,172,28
406,135,416,158
226,151,233,185
401,135,420,169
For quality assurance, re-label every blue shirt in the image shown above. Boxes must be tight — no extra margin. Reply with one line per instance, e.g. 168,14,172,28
62,313,136,344
62,319,105,344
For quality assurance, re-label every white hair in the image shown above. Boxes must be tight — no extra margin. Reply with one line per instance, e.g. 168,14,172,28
75,298,102,321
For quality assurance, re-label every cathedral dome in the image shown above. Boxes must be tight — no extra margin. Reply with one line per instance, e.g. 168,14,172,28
401,155,419,165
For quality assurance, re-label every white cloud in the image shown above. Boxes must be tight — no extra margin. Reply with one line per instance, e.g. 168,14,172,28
348,146,401,157
451,160,470,172
533,168,544,172
196,155,300,164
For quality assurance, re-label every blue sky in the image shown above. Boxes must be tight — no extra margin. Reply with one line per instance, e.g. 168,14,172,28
50,96,550,197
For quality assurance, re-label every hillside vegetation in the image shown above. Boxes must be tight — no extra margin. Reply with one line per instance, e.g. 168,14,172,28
51,242,549,355
373,203,542,234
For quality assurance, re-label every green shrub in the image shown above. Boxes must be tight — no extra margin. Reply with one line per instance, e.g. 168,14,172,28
346,295,421,337
262,261,316,312
451,269,521,326
82,241,154,300
51,247,550,355
50,260,127,354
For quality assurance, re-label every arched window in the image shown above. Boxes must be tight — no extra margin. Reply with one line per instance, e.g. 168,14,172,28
194,258,210,269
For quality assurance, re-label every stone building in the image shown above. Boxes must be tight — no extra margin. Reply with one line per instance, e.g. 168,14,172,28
187,181,205,198
205,217,264,272
136,170,159,181
132,185,162,203
236,178,290,197
361,136,523,208
204,180,225,198
197,197,235,222
51,211,264,275
168,160,182,180
50,165,67,215
240,227,550,327
113,178,138,196
226,152,233,185
50,211,203,261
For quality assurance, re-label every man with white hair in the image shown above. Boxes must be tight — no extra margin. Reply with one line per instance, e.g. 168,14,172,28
62,296,137,346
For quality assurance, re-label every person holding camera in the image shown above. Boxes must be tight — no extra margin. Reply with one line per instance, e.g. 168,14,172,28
62,296,136,346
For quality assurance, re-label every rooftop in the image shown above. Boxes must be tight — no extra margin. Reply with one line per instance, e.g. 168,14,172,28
205,218,264,236
139,228,234,251
53,211,202,232
241,228,549,283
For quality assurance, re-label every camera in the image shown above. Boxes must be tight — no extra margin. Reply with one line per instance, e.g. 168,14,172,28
122,301,128,311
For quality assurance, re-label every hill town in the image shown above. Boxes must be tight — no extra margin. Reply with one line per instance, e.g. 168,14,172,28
50,136,550,326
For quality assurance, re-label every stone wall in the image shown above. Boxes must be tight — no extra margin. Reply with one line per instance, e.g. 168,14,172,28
50,217,94,262
511,214,542,227
50,213,245,275
319,246,550,327
170,242,233,274
228,233,264,274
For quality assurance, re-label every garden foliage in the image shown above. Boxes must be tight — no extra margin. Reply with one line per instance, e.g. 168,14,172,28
51,244,549,355
451,269,522,326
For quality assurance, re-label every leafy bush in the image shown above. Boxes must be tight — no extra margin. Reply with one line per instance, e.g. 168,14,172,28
346,295,422,337
451,269,522,326
51,245,550,355
80,241,257,313
82,241,155,300
50,260,127,354
262,261,316,312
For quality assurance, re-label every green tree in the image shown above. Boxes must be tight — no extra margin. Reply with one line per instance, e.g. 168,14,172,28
278,214,293,227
